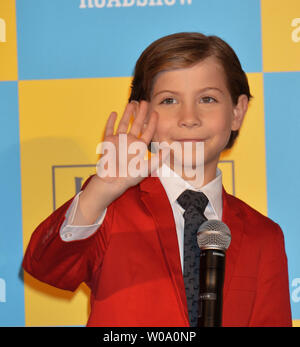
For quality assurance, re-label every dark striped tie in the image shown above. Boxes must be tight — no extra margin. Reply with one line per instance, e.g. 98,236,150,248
177,189,209,327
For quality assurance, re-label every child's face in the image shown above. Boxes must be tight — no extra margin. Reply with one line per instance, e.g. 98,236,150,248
147,56,248,177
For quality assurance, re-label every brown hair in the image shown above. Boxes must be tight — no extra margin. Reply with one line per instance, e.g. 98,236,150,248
129,32,252,149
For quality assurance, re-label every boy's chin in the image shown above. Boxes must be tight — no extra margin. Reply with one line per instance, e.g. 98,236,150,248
172,153,205,168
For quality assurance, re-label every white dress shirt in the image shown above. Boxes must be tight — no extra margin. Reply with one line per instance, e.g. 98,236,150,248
60,164,223,271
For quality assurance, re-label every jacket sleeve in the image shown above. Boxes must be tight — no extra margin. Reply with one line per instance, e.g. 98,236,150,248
249,224,292,327
22,175,111,292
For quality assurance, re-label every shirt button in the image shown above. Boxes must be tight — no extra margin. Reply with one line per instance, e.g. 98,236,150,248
64,232,73,239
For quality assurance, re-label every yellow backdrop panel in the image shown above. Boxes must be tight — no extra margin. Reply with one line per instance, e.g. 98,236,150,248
0,0,18,80
221,73,267,216
262,0,300,72
20,77,131,326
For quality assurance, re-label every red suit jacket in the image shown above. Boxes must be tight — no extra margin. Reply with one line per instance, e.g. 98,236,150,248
23,176,292,327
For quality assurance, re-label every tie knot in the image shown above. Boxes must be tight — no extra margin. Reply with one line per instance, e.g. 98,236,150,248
177,189,209,214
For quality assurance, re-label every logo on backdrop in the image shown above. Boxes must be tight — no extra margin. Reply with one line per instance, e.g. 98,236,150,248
0,18,6,43
0,278,6,303
292,278,300,303
79,0,192,9
52,159,235,211
291,18,300,43
51,164,96,210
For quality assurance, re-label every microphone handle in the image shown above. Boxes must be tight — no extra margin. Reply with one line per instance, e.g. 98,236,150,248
198,249,226,327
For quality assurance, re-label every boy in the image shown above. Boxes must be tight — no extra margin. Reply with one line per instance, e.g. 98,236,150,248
23,32,292,327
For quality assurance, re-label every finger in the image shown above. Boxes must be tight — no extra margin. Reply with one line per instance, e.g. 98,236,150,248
116,103,134,134
129,101,148,137
140,110,158,144
104,112,118,137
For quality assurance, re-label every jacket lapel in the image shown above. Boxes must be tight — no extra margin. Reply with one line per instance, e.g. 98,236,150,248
222,186,245,300
139,177,189,325
138,179,244,322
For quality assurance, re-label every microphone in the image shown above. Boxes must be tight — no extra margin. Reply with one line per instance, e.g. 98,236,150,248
197,220,231,327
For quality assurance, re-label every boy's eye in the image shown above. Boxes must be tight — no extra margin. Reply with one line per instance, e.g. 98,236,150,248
200,96,217,103
161,97,177,105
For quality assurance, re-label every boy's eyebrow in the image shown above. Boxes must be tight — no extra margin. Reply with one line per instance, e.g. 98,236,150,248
152,87,225,98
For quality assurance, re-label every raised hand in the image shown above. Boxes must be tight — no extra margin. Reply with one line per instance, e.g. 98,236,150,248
72,101,169,225
96,100,168,190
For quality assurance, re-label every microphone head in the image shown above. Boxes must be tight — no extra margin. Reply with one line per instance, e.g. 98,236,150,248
197,220,231,251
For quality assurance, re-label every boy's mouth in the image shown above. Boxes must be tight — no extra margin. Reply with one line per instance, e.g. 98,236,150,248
175,138,206,142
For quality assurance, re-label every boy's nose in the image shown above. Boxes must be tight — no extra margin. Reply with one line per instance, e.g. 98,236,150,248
178,106,201,128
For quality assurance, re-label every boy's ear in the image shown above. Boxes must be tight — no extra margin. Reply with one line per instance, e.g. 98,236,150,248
231,94,249,131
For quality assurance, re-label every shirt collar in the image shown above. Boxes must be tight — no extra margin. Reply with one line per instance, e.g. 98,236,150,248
158,163,223,220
